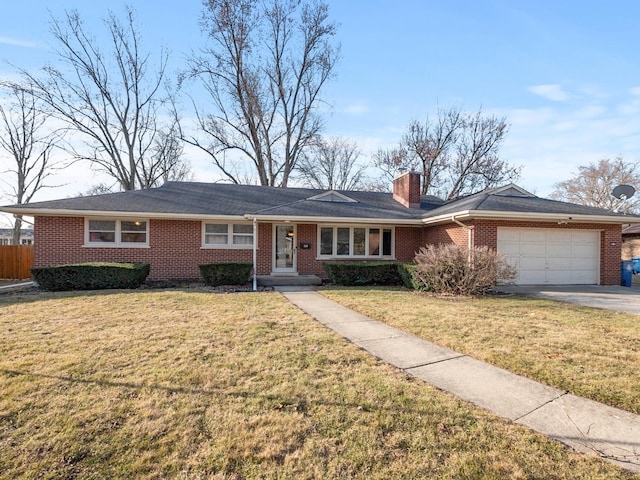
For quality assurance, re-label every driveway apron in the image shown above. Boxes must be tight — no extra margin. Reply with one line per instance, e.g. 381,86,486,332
498,284,640,315
279,288,640,474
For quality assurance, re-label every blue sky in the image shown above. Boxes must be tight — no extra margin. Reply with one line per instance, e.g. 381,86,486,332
1,0,639,223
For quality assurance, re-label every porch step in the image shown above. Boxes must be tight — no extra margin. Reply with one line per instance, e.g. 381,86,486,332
256,275,323,287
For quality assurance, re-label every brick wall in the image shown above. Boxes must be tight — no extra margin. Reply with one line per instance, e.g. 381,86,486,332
395,226,424,260
35,217,424,280
34,215,622,285
34,216,269,280
295,223,326,277
423,223,470,248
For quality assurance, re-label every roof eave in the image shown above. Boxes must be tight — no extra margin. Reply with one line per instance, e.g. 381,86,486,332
1,206,424,225
422,209,640,225
0,206,248,222
244,213,422,225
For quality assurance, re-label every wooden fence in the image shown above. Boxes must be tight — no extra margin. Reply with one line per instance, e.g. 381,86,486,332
0,245,35,279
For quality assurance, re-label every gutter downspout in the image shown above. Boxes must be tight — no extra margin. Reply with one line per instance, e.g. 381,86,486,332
252,217,258,292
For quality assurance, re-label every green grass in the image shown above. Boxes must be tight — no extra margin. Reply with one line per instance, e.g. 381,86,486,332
0,289,636,479
320,287,640,415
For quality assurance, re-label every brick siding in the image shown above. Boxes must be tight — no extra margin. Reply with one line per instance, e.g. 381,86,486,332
34,216,622,284
35,217,267,280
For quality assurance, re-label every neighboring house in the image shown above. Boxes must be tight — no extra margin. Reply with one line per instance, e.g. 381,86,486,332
622,224,640,260
0,228,34,246
1,172,638,286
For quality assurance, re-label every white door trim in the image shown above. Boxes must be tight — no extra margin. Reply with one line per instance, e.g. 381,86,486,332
272,223,297,274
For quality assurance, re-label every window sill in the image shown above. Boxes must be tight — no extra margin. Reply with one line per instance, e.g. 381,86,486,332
316,256,396,261
201,245,256,250
83,243,150,249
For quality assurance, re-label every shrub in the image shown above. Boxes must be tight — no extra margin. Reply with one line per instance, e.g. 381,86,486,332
397,262,426,291
31,262,150,291
412,244,516,295
323,261,402,286
199,262,253,286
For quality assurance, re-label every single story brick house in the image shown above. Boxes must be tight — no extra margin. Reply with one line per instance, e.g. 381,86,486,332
2,172,638,286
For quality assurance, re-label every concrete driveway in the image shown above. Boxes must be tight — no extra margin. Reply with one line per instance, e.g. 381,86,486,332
498,284,640,315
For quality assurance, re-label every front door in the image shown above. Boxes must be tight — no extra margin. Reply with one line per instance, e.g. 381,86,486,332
273,224,296,273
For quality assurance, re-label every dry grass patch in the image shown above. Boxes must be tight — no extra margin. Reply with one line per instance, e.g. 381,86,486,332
321,287,640,415
0,289,636,479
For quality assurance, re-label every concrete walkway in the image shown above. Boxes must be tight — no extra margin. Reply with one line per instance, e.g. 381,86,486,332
279,288,640,474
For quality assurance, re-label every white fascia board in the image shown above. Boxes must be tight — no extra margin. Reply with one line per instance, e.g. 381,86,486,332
0,206,247,222
243,213,422,225
422,209,640,225
0,206,424,225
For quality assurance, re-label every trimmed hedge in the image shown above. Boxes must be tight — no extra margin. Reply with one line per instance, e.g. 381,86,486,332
397,262,425,290
199,262,253,286
323,261,402,286
31,262,150,291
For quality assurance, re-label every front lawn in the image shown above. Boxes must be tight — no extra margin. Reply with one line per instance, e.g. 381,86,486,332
0,289,635,479
321,287,640,415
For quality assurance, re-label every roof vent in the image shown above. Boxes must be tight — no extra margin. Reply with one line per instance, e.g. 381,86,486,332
307,191,357,203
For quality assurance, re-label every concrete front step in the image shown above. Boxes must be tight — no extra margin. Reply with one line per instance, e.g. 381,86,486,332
257,275,323,287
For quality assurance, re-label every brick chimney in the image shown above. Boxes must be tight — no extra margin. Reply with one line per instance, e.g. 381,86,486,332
393,170,421,208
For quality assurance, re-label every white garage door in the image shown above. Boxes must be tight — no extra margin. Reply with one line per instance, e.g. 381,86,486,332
497,228,600,285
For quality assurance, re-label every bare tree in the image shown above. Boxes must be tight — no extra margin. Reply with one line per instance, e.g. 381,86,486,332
446,109,518,199
183,0,339,187
375,107,520,200
296,137,365,190
139,122,191,188
373,146,410,185
17,6,185,191
0,82,60,244
550,157,640,213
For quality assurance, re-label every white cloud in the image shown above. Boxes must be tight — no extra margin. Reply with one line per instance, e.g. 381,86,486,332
0,36,38,48
527,84,570,102
497,86,640,197
509,107,554,126
342,103,370,115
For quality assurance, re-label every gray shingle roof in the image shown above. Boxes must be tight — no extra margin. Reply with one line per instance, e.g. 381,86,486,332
2,181,638,223
2,182,437,220
424,187,631,219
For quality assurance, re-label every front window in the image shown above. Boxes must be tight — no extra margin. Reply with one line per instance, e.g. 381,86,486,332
320,227,333,255
317,225,393,258
204,223,228,245
86,219,148,247
233,224,254,245
203,222,253,248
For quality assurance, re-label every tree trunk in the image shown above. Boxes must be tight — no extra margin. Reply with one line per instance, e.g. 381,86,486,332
12,216,22,245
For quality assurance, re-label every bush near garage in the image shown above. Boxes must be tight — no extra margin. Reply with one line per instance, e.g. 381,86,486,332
198,262,253,286
31,262,150,291
411,244,516,295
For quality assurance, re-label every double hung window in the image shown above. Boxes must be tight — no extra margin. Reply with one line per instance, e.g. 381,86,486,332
203,222,254,248
86,219,148,246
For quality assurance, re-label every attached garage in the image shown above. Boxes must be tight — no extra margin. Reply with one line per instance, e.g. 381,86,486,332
497,227,600,285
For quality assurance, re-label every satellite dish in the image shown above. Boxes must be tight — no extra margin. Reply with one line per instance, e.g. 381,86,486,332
612,184,636,200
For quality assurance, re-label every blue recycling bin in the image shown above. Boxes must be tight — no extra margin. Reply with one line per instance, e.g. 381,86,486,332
632,257,640,274
621,260,633,287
